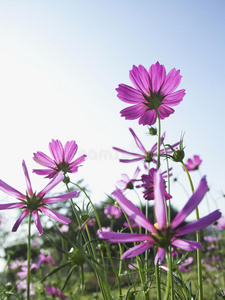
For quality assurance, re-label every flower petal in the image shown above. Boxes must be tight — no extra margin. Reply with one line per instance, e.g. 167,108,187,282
69,154,87,172
161,68,182,94
32,210,43,236
149,62,166,92
37,172,64,198
129,65,151,95
174,210,221,237
138,109,157,126
0,202,25,210
12,209,30,232
129,128,146,154
33,151,55,168
154,169,167,229
164,89,185,106
42,190,79,204
32,168,55,178
39,206,71,224
22,160,33,197
0,180,26,200
49,139,64,164
172,239,203,251
116,84,143,104
122,242,154,259
154,247,166,265
112,189,157,234
171,176,208,229
98,231,153,243
120,104,145,120
63,141,78,163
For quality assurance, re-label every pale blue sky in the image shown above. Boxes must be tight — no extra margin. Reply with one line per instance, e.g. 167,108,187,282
0,0,224,223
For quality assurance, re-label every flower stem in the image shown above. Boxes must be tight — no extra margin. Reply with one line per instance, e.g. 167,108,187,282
27,212,32,300
182,162,203,300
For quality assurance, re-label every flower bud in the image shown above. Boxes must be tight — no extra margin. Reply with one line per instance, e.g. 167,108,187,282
148,127,157,135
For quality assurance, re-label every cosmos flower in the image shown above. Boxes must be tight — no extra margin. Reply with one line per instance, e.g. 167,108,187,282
45,285,68,300
113,128,179,165
33,139,87,179
78,218,96,230
137,168,172,201
116,167,141,191
98,170,221,264
184,155,202,171
178,257,193,273
104,205,122,219
116,62,185,126
0,161,79,235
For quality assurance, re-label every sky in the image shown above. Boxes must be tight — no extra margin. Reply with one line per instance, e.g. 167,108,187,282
0,0,224,232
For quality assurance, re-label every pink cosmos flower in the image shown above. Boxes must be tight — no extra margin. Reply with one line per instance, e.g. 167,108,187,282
0,161,79,235
104,205,122,219
45,284,68,299
33,139,87,179
113,128,179,165
213,215,225,230
116,166,141,191
137,168,172,201
97,226,110,236
98,170,221,264
116,62,185,126
184,155,202,171
178,257,193,273
37,253,54,268
78,218,96,230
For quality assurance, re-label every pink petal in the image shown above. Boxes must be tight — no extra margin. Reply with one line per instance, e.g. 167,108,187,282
33,151,55,168
154,169,167,230
39,206,71,224
32,210,43,236
64,141,78,163
154,247,166,265
158,104,174,119
149,62,166,92
116,84,144,104
171,239,203,251
171,176,208,229
32,168,55,178
120,104,145,120
22,161,33,197
164,89,185,106
98,231,152,243
161,68,182,94
112,147,142,158
49,139,64,164
42,190,79,204
69,154,87,171
129,128,146,153
174,210,221,237
138,109,157,126
129,65,151,95
0,180,26,200
37,172,64,198
12,209,30,232
122,242,154,259
112,189,157,234
0,202,25,210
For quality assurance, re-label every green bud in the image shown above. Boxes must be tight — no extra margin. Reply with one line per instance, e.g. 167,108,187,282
69,248,86,266
148,127,157,135
172,150,185,162
81,214,89,222
63,175,70,184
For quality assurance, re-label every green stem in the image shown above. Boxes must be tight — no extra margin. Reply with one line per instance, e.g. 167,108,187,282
155,109,161,300
156,109,161,170
27,212,32,300
182,162,203,300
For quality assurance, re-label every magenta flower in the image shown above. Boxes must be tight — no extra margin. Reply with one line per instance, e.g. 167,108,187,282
184,155,202,171
104,205,122,219
178,257,193,273
33,139,87,179
0,161,79,235
116,62,185,126
78,218,96,230
116,167,141,191
113,128,179,165
137,168,172,201
98,170,221,264
45,285,68,300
